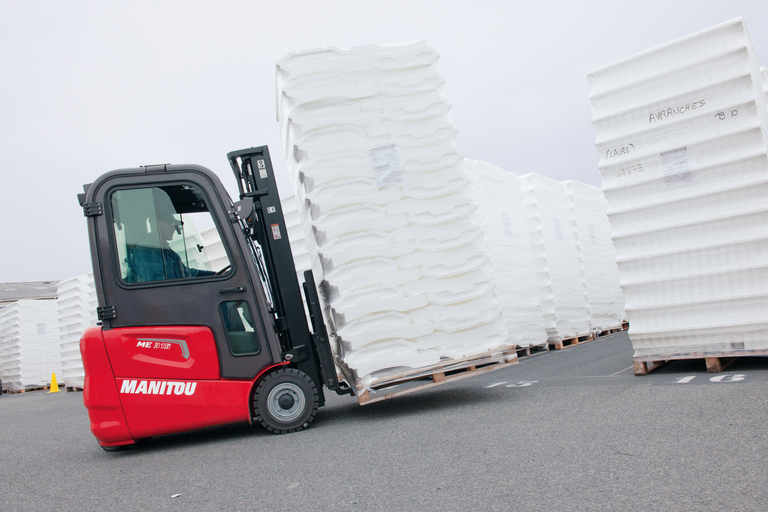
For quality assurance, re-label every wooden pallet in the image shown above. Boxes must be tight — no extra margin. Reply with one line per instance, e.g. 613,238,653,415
622,321,629,331
356,348,518,405
633,349,768,376
66,387,83,392
2,385,49,394
597,327,623,337
548,334,594,350
516,344,549,358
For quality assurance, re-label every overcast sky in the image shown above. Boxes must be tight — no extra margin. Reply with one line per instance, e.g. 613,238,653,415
1,0,767,283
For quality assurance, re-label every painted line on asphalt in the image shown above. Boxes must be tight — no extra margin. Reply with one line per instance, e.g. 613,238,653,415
611,365,635,376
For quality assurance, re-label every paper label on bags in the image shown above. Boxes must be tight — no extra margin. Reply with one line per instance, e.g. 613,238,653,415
661,147,693,187
553,218,563,240
501,213,513,236
370,145,403,187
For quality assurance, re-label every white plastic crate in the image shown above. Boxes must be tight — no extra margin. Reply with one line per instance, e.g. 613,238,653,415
588,18,768,358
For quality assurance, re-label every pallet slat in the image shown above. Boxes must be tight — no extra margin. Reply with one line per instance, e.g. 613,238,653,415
634,350,764,375
357,360,518,405
1,385,49,394
549,334,594,350
355,348,519,405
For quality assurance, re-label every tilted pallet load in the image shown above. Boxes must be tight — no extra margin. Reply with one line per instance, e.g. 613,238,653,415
277,41,514,394
462,159,548,349
563,180,626,333
0,300,60,391
587,18,768,368
57,274,97,388
520,173,591,342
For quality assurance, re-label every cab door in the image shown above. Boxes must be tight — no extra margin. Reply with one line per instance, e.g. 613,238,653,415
88,167,279,381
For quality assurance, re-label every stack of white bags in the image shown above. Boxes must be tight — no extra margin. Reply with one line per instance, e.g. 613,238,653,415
199,196,311,282
588,18,768,358
281,196,312,277
462,159,548,349
56,273,97,388
762,67,767,102
277,41,513,392
564,180,625,333
0,300,60,391
520,173,592,341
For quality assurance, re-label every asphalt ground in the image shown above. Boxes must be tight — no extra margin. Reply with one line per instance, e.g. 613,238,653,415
1,331,767,511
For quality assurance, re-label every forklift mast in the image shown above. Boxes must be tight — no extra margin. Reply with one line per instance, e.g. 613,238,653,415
226,147,342,395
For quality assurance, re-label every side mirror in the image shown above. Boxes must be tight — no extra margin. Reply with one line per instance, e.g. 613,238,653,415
232,197,257,228
77,183,92,207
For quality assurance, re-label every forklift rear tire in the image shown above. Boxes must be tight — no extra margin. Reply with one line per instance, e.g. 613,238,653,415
253,368,318,434
100,444,125,452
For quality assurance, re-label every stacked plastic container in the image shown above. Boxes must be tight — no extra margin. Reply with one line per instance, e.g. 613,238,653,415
564,180,626,332
520,173,591,341
56,273,97,388
463,159,548,349
0,300,61,391
277,41,513,392
587,18,768,359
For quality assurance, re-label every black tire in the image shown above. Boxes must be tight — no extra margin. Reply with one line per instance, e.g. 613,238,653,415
100,444,125,452
253,368,318,434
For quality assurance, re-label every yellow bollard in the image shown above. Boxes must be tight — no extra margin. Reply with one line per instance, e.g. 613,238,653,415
48,373,60,393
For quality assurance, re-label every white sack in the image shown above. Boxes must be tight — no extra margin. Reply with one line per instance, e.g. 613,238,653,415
520,173,591,340
56,273,97,388
277,41,512,392
463,159,548,348
0,300,60,391
563,180,626,332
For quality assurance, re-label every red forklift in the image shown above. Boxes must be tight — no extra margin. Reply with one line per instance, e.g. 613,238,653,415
78,146,349,450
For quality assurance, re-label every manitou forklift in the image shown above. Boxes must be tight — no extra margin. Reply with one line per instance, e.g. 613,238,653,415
78,146,349,450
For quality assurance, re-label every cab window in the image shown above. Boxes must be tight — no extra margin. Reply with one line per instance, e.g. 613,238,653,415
110,184,231,284
219,301,261,355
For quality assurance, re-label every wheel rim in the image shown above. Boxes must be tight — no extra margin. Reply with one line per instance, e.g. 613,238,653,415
266,382,305,423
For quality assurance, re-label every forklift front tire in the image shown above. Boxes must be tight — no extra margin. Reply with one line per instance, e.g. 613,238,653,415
253,368,319,434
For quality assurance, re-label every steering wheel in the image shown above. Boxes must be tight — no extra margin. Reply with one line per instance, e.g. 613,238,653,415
216,265,232,275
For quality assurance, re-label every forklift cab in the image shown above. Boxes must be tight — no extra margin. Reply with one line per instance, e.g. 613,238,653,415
79,147,338,449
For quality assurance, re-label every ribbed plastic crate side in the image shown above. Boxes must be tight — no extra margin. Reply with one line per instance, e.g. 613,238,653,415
587,18,756,97
589,19,768,357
